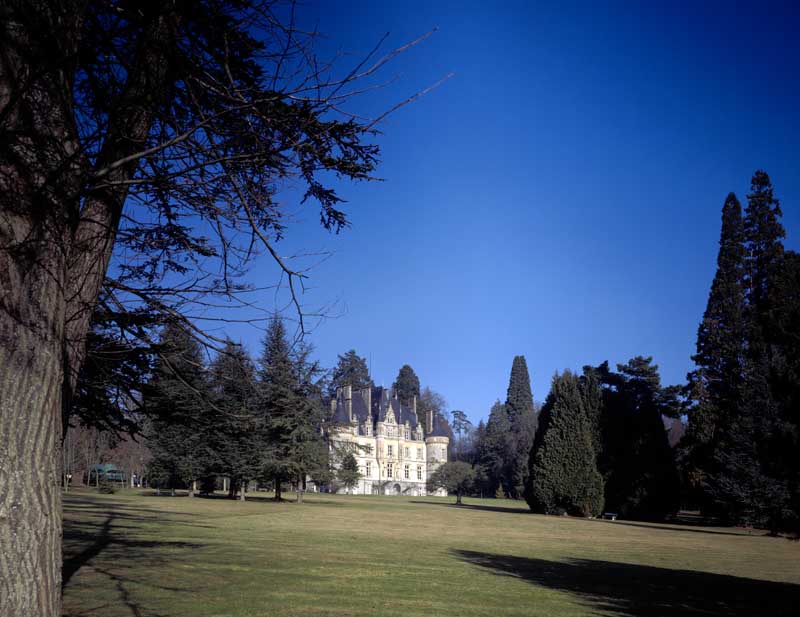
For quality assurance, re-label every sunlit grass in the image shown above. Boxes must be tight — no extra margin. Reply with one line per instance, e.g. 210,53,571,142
62,488,800,617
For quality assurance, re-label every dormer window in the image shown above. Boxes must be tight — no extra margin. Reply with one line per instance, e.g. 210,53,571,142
404,430,410,440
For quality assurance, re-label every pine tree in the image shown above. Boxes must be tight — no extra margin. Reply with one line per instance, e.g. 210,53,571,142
329,350,373,398
337,453,361,493
144,323,213,496
744,170,785,308
392,364,421,406
208,340,261,501
527,371,604,517
259,317,329,503
505,356,537,498
684,193,747,510
478,401,513,496
595,358,680,520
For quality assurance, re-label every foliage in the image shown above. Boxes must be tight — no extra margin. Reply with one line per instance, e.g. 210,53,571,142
144,323,214,494
427,461,476,504
329,350,373,398
596,358,681,520
505,356,537,498
527,371,604,517
477,401,513,496
393,364,421,406
338,453,361,492
685,170,800,532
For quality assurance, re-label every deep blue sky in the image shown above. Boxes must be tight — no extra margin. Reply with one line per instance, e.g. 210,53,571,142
226,1,800,425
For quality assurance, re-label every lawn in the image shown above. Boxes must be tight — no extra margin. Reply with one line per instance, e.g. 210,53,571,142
62,488,800,617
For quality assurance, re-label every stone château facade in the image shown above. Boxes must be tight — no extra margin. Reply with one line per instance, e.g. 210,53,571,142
328,385,450,496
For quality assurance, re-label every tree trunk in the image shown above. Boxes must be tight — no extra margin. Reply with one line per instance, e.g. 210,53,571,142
274,476,282,501
456,490,463,505
240,480,246,502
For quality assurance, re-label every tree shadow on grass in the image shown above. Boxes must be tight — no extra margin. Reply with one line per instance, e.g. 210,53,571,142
453,550,800,617
409,500,533,515
63,509,204,617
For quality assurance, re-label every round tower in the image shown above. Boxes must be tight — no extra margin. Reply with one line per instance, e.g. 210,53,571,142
424,410,449,496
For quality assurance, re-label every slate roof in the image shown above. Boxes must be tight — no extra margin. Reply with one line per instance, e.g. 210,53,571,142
330,385,449,437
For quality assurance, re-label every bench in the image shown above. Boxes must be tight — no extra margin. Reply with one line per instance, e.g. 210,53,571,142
602,512,618,521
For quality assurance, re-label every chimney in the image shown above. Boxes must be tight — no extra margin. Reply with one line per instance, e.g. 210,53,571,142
329,398,336,416
344,385,353,423
426,410,433,434
412,395,417,415
364,387,372,416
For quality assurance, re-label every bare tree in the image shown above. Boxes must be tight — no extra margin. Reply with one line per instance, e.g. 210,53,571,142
0,2,447,614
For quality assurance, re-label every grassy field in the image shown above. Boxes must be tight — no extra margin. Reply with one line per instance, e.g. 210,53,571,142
62,489,800,617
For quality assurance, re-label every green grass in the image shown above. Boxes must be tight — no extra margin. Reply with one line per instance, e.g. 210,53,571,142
62,488,800,617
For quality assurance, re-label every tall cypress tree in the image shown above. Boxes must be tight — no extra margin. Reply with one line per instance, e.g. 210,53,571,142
505,356,537,498
684,193,747,509
708,171,791,530
527,371,604,516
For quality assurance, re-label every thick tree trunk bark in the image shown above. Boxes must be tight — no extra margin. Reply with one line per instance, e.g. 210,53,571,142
240,481,246,502
1,5,179,615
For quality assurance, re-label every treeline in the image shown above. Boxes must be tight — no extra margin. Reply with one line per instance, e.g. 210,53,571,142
143,316,329,501
451,354,680,521
451,170,798,532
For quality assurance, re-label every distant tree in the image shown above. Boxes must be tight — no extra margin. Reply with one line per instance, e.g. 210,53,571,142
477,401,513,496
450,410,473,462
393,364,421,406
338,453,361,493
526,371,604,517
144,324,213,498
260,317,329,503
578,365,604,457
598,357,681,520
684,193,747,511
209,340,261,501
505,356,537,498
428,461,476,505
329,350,373,398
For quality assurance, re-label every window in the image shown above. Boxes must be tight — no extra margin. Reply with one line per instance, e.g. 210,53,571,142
364,444,373,455
365,462,371,477
387,445,393,457
404,464,410,479
417,466,423,480
387,463,393,478
404,430,410,440
417,448,422,460
365,424,371,436
386,425,395,437
404,447,409,458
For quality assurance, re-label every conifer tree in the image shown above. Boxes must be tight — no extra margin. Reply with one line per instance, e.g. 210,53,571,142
505,356,537,498
596,358,680,520
527,371,604,517
393,364,421,406
260,317,329,503
684,193,747,508
144,323,213,496
338,453,361,493
707,171,791,530
478,401,513,496
329,350,373,398
208,340,261,500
